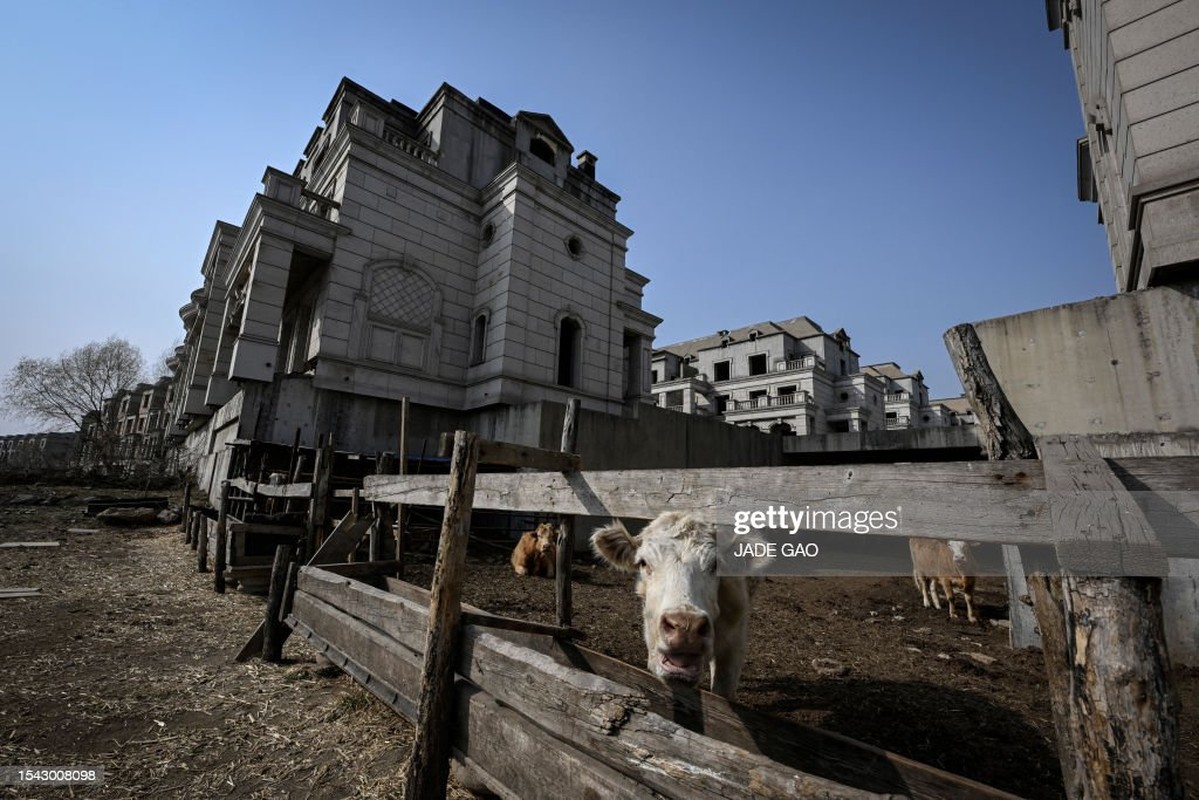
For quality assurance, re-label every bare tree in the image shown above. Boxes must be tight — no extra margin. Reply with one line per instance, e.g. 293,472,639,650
1,337,144,431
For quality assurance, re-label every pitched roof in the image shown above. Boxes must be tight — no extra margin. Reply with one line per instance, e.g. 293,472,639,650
931,395,974,413
862,362,908,380
658,316,826,359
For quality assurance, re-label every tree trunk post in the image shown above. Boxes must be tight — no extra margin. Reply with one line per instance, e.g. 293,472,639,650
262,543,296,663
944,322,1181,798
214,481,230,594
401,430,479,799
555,398,580,628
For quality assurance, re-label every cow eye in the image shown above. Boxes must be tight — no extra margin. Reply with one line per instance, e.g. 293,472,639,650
636,558,652,575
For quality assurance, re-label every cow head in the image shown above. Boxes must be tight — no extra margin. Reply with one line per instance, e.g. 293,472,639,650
534,522,558,556
591,512,720,688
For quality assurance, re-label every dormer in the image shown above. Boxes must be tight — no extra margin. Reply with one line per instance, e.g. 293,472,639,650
514,111,572,186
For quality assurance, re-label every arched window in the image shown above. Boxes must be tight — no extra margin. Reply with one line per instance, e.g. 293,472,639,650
557,317,581,387
470,312,488,366
364,264,436,370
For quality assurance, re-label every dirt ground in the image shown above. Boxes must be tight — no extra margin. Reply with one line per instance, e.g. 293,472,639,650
2,486,1196,799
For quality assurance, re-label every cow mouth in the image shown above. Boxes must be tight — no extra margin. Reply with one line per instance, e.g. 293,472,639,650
656,651,705,684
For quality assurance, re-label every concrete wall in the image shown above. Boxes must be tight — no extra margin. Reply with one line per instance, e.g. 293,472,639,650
971,283,1199,435
970,283,1199,663
1055,0,1199,290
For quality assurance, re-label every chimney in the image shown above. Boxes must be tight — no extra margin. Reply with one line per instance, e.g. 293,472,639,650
575,150,597,179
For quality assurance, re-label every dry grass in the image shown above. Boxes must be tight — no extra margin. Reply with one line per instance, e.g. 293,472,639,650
0,487,472,799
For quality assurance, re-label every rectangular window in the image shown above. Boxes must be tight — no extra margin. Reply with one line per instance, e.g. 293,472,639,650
713,360,730,382
748,354,767,376
715,395,729,415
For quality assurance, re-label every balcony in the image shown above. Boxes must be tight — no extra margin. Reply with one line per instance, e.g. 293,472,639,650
727,392,812,413
886,393,909,403
886,416,911,429
774,356,822,373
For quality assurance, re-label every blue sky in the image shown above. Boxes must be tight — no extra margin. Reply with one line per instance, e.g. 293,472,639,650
0,1,1114,435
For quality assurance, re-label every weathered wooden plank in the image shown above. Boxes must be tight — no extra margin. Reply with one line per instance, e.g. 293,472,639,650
1040,437,1169,576
287,604,655,799
0,588,41,599
437,431,583,472
262,544,295,662
84,497,169,516
455,627,889,800
362,461,1050,545
556,397,580,629
231,514,376,662
402,430,479,799
314,560,402,579
0,542,60,548
227,477,314,499
312,568,1010,799
214,483,230,594
1034,436,1182,799
227,523,307,537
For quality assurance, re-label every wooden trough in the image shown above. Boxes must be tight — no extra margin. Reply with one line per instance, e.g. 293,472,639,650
288,565,1016,799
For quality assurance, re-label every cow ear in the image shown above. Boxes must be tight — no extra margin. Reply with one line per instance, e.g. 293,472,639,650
591,521,638,571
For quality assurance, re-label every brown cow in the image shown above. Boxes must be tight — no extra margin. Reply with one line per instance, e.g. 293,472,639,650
511,522,558,578
909,537,978,623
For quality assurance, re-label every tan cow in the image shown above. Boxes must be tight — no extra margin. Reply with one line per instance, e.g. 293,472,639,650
909,537,978,623
591,511,754,700
511,522,558,578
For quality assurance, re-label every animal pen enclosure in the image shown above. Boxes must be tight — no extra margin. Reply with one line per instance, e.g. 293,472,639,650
250,419,1190,798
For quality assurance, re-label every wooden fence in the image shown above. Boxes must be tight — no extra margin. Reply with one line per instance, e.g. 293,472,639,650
326,430,1192,798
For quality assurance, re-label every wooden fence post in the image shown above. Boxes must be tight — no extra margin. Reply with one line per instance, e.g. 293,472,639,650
180,483,191,540
262,543,296,663
395,397,410,580
556,398,580,628
945,322,1181,799
308,435,333,559
196,515,209,572
402,430,478,799
214,481,230,594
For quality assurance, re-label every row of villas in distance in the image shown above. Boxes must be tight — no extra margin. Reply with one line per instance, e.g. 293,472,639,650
651,317,975,436
79,376,176,467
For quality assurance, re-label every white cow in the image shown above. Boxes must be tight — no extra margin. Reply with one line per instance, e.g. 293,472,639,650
591,511,754,700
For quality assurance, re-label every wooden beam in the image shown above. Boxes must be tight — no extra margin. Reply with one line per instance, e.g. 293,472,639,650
286,606,656,799
214,484,230,593
396,396,410,580
262,544,295,662
436,431,583,472
362,461,1049,545
181,483,191,538
1039,436,1168,576
227,523,307,538
196,516,209,572
1032,436,1181,799
293,568,1015,798
556,397,580,628
402,430,479,800
232,511,376,662
227,476,314,499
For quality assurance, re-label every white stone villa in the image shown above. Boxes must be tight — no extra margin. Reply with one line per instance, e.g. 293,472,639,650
651,317,975,435
169,78,670,487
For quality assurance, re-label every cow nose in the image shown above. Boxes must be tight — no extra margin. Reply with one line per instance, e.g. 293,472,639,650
660,610,710,650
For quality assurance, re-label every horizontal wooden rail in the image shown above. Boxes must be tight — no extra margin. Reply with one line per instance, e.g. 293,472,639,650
293,567,1013,799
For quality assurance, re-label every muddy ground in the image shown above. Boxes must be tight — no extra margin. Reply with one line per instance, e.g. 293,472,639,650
2,486,1196,798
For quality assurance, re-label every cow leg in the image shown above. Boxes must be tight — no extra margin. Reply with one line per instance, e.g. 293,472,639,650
940,578,958,619
962,580,978,623
928,577,943,610
915,571,932,608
